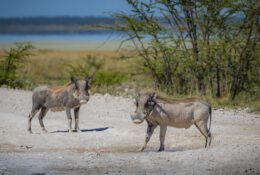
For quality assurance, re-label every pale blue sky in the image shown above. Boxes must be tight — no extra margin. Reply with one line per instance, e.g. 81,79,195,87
0,0,132,17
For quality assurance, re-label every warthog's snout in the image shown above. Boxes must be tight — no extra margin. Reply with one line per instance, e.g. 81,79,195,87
79,96,89,105
131,113,144,124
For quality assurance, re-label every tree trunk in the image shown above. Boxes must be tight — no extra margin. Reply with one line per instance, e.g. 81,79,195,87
216,64,221,97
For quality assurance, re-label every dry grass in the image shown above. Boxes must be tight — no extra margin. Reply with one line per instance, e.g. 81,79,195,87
17,49,137,89
1,48,259,113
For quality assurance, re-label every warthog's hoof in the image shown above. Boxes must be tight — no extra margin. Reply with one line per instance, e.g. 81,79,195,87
42,129,48,133
76,129,82,133
157,148,164,152
68,129,73,133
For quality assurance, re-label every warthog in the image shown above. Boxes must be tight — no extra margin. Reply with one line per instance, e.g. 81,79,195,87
28,76,92,133
131,92,212,152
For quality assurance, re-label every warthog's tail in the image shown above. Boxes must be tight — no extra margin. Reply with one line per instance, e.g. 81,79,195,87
207,106,212,147
208,106,212,132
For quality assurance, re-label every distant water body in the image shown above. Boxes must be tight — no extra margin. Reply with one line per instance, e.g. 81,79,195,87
0,32,123,42
0,32,130,50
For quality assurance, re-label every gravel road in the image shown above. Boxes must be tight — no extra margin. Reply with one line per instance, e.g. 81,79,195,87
0,88,260,175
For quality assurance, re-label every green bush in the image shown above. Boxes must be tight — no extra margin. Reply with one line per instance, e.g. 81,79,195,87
66,55,131,88
113,0,260,99
95,70,131,87
65,55,103,78
0,42,34,88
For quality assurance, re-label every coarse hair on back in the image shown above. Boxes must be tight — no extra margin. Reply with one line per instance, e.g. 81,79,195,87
156,95,199,104
142,91,199,104
48,82,73,94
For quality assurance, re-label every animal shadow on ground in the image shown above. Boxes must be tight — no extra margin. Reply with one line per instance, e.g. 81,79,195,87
51,127,109,133
129,148,191,153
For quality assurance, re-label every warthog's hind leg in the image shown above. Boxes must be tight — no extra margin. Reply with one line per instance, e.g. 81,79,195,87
195,121,211,148
74,107,81,132
38,107,48,133
207,130,212,147
28,106,39,134
138,122,157,152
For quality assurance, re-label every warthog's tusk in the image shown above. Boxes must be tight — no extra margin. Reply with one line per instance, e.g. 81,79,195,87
133,119,142,124
80,100,87,104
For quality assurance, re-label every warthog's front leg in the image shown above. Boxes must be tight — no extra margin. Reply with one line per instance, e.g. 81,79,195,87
138,122,157,152
66,107,73,133
158,124,167,152
74,107,81,132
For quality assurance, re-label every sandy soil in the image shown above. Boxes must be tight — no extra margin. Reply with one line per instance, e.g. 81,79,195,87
0,88,260,175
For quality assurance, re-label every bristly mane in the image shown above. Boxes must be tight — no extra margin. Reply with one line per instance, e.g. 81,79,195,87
156,95,199,104
48,82,73,94
141,92,199,104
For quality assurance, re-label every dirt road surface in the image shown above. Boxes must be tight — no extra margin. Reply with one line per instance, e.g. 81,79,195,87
0,88,260,175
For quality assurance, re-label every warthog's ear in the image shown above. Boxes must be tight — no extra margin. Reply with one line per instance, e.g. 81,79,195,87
150,92,157,101
70,76,78,89
70,76,76,82
135,93,140,105
86,76,93,84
